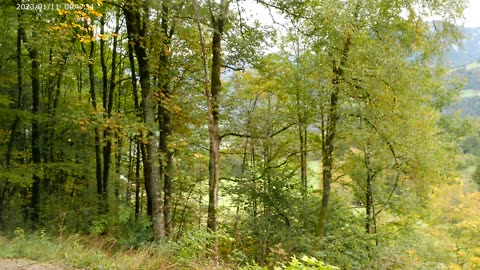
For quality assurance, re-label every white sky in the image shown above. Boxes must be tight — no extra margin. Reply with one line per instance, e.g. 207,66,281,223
464,0,480,27
241,0,480,28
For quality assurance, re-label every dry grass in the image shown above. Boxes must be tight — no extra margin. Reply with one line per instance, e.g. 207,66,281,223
0,233,226,270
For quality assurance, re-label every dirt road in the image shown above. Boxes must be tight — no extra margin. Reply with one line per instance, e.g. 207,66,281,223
0,259,74,270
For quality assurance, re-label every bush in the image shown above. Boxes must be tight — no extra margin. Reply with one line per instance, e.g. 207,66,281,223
241,256,339,270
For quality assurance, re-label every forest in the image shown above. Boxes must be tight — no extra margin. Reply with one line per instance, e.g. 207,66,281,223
1,0,479,269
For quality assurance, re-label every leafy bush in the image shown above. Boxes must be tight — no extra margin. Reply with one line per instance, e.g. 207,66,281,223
241,256,339,270
316,194,370,269
166,228,216,265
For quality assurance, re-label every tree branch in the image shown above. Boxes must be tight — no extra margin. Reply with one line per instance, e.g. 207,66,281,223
220,122,295,140
222,64,244,71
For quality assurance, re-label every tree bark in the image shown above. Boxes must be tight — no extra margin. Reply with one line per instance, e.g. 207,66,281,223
206,0,229,236
126,25,152,217
29,34,41,226
158,0,175,239
365,153,374,236
293,63,308,198
135,142,141,221
298,123,307,197
363,144,378,250
100,17,111,213
317,32,352,238
124,0,166,240
193,0,229,260
99,13,120,213
81,38,104,209
1,12,25,227
18,11,42,225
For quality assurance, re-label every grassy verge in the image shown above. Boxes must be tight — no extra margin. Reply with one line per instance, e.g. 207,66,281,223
0,230,220,270
0,230,339,270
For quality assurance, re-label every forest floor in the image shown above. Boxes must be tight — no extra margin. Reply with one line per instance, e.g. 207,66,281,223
0,258,77,270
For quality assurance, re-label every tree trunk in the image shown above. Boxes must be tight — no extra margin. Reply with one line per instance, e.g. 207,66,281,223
18,7,42,226
208,0,229,262
126,25,152,217
100,17,111,213
2,14,25,227
81,39,104,208
298,125,307,198
158,0,175,239
206,0,228,235
294,70,308,198
193,0,229,260
135,142,141,221
17,12,42,224
365,150,374,237
124,0,166,241
99,13,120,213
317,33,352,238
29,35,41,226
363,145,378,250
317,90,338,239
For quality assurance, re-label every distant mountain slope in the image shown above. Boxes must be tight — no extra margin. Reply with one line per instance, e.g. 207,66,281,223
447,60,480,91
445,27,480,67
443,27,480,118
445,97,480,118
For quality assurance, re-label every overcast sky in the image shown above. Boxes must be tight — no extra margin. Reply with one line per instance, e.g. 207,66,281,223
464,0,480,27
241,0,480,28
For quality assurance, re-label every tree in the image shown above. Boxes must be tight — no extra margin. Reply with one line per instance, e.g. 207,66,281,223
123,0,166,240
193,0,232,259
17,8,41,225
268,0,465,240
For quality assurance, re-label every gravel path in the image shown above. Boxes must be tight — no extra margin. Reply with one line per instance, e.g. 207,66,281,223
0,259,74,270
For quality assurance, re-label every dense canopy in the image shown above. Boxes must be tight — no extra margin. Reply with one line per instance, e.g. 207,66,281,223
1,0,479,269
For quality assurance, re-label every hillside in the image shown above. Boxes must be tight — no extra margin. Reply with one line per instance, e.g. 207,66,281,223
444,26,480,118
449,60,480,90
445,26,480,67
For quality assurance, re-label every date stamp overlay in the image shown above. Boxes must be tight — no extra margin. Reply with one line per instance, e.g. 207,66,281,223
16,2,95,11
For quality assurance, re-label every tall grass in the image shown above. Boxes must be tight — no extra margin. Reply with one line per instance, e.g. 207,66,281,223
0,230,338,269
0,230,221,269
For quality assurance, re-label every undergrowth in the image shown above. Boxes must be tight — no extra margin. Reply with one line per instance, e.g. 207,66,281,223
0,229,338,269
0,229,220,269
